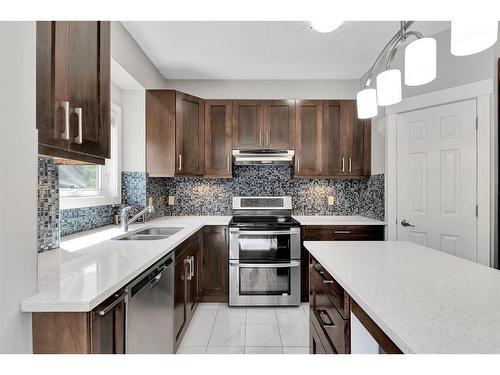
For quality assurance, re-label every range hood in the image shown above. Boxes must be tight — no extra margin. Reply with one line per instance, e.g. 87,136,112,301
232,149,294,165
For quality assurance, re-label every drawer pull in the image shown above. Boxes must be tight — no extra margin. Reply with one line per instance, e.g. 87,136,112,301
334,230,351,234
323,279,334,284
317,309,335,328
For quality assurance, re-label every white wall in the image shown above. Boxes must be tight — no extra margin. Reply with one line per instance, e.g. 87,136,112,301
121,89,146,172
164,79,359,99
362,27,498,174
0,21,37,353
111,22,167,89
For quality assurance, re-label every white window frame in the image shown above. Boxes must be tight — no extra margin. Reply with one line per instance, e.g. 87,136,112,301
59,103,122,209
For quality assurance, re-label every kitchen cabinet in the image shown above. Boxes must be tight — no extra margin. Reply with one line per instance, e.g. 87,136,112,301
262,100,295,149
176,92,205,176
200,226,229,302
145,90,204,177
205,101,233,177
36,21,110,165
32,290,126,354
232,100,295,150
174,233,201,351
301,225,384,302
295,100,371,178
309,256,350,354
232,100,263,149
295,100,323,176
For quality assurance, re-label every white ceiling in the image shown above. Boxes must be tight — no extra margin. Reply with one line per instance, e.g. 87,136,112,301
122,21,450,80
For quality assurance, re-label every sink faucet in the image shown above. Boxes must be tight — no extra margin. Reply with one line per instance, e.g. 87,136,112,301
120,204,155,232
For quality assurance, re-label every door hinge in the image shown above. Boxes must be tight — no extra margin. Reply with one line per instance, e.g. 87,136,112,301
475,205,478,218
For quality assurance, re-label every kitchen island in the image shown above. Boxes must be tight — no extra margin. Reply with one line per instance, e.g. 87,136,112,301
304,240,500,354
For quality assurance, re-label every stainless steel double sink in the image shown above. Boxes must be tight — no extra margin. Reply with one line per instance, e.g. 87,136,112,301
113,227,185,241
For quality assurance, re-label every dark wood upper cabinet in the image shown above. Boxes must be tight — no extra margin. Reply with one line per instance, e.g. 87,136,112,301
176,92,205,176
295,100,323,176
200,226,229,302
146,90,176,177
36,21,110,165
205,101,232,177
295,100,370,179
263,100,295,149
232,100,263,149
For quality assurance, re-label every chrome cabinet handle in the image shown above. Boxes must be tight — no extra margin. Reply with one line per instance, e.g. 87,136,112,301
60,101,70,140
227,155,230,172
317,309,336,328
178,154,182,171
401,220,415,227
348,157,352,172
73,107,83,144
266,131,270,146
259,131,262,146
230,229,299,235
190,256,195,278
323,279,335,284
334,230,351,234
229,260,300,268
342,157,345,172
184,258,192,280
96,292,127,316
296,156,300,172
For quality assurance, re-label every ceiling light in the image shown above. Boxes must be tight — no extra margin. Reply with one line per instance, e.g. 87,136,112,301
376,69,402,106
356,88,378,119
310,19,343,33
451,21,498,56
404,37,436,86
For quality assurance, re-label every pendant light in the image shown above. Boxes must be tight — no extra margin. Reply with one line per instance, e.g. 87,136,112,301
376,69,402,106
404,37,437,86
451,21,498,56
356,88,378,119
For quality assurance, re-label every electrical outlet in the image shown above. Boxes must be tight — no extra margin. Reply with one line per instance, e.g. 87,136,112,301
327,196,334,206
168,196,175,206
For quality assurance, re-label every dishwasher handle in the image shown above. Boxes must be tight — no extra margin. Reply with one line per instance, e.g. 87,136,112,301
129,256,173,297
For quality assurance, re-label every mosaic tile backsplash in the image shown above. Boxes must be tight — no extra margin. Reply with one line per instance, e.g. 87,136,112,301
142,166,385,221
37,157,60,252
59,205,116,237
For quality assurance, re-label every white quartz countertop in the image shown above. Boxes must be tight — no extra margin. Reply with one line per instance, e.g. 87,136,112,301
293,215,385,226
21,216,231,313
304,241,500,354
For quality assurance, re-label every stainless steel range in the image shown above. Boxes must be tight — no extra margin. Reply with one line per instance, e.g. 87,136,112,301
229,196,301,307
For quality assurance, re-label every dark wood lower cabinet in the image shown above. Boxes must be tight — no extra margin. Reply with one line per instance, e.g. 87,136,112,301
32,291,126,354
200,226,229,302
174,232,201,352
301,225,384,302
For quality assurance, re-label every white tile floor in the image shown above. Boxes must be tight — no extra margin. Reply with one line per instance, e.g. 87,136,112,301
177,303,310,354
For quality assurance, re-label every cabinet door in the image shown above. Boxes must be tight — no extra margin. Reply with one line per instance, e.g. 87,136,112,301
67,21,110,159
341,101,370,177
232,100,263,149
36,21,70,153
187,236,201,317
205,101,232,177
90,291,126,354
146,90,176,177
174,249,189,343
200,226,229,302
322,101,343,176
295,100,322,177
176,92,205,176
262,100,295,149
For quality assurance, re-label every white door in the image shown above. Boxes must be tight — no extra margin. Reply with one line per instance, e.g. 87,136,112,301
397,100,477,262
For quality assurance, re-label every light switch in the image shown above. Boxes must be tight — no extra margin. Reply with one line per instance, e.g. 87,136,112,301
327,196,334,206
168,196,175,206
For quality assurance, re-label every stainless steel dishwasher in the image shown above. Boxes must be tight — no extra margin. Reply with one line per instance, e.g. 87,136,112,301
125,254,174,353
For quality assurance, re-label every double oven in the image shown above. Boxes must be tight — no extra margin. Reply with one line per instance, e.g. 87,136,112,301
229,197,301,306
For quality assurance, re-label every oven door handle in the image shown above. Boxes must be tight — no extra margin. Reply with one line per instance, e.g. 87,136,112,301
229,260,300,268
230,229,298,235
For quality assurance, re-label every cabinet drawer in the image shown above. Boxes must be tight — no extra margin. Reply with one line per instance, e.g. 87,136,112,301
310,306,349,354
303,225,384,241
310,259,349,319
310,316,334,354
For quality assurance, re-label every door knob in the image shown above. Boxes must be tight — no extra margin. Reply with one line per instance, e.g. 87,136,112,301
401,220,415,227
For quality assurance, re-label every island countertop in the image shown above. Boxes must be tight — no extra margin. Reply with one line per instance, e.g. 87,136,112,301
304,240,500,354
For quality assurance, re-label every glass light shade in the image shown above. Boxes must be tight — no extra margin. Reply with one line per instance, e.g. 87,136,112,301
376,69,402,106
404,37,437,86
356,88,378,119
451,21,498,56
310,19,343,33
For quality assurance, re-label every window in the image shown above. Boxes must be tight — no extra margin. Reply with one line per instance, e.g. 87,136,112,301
59,103,121,209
